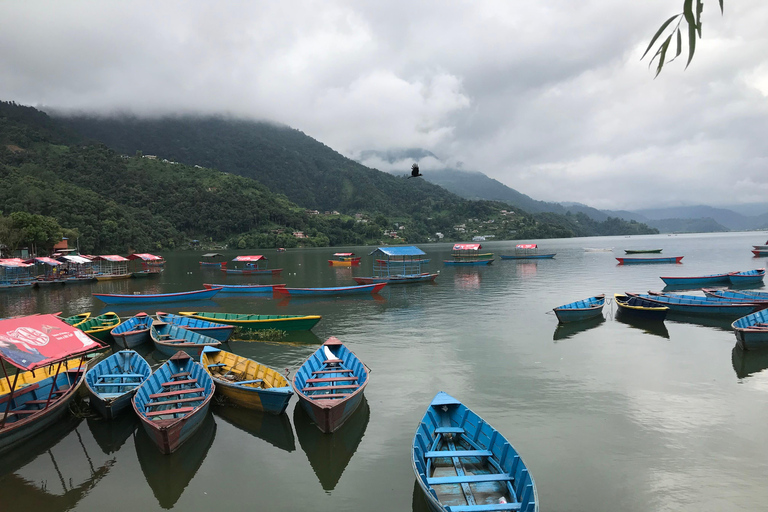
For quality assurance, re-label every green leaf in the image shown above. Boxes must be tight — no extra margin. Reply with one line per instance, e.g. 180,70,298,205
719,0,724,14
655,36,672,78
696,0,704,36
675,28,682,60
641,14,681,60
686,15,697,69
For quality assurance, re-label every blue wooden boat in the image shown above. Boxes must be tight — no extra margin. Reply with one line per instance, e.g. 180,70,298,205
616,256,683,264
702,288,768,301
150,320,222,359
202,283,286,294
132,351,214,454
354,273,438,284
292,337,368,433
85,350,152,419
274,283,386,297
552,294,605,323
199,253,225,267
732,309,768,351
155,312,234,342
412,391,538,512
728,268,765,285
659,272,730,287
93,287,222,305
626,292,768,317
110,312,153,348
614,294,668,320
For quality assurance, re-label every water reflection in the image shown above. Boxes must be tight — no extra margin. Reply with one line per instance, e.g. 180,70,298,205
212,404,295,452
134,412,217,509
276,294,386,308
86,413,138,455
614,311,670,339
411,479,431,512
516,262,538,277
666,313,735,332
553,316,605,341
453,270,482,290
0,415,114,511
731,345,768,379
294,396,370,491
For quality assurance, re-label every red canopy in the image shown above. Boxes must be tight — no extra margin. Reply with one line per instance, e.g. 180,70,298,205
27,257,62,266
128,253,163,261
94,255,129,262
233,255,265,262
453,244,481,251
0,314,103,371
0,258,34,268
516,244,538,249
333,253,355,257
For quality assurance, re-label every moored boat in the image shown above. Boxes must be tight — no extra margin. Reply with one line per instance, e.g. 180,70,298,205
616,256,683,264
728,268,765,285
201,346,293,414
659,272,730,287
155,312,234,342
292,337,368,433
93,287,222,305
356,246,436,285
274,283,386,297
444,243,494,266
199,253,225,267
62,312,91,327
178,311,322,331
74,312,122,343
150,320,222,359
702,288,768,301
202,283,285,294
85,350,152,419
412,391,538,512
552,294,605,323
614,293,669,320
132,351,214,454
500,244,556,260
110,312,153,348
625,249,663,254
328,252,361,266
223,255,282,275
353,272,438,285
732,309,768,351
625,292,768,317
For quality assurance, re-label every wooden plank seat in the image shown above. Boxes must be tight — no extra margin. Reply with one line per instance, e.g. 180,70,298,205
146,406,194,418
148,387,204,399
435,426,465,435
161,339,188,343
52,387,70,395
170,372,190,379
306,393,348,399
302,384,358,392
145,396,205,407
312,369,353,375
25,399,61,405
424,450,493,459
426,474,513,485
446,504,521,511
161,379,198,387
0,383,40,405
322,359,342,365
305,376,358,384
232,379,263,386
97,374,145,379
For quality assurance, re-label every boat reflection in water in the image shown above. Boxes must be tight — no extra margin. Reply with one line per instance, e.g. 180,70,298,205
731,345,768,380
212,403,295,452
614,310,670,339
134,412,217,509
294,395,370,491
86,412,138,455
0,415,114,511
453,270,482,290
666,313,734,333
553,316,605,341
411,479,432,512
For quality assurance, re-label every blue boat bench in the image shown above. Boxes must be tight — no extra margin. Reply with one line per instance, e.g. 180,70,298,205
233,379,263,386
312,369,354,375
446,503,521,511
148,388,205,399
161,379,198,387
145,396,205,407
207,363,227,368
302,384,357,392
305,376,358,384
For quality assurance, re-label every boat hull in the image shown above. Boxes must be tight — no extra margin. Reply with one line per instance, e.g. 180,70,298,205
156,313,234,342
617,256,683,264
202,283,285,294
94,273,132,281
178,312,321,331
353,273,438,285
110,313,153,349
614,294,668,321
500,253,556,259
85,350,151,419
728,269,765,285
627,293,766,317
625,249,663,254
93,287,221,305
732,309,768,351
660,274,730,286
274,283,386,297
221,268,283,275
553,295,605,323
151,322,222,359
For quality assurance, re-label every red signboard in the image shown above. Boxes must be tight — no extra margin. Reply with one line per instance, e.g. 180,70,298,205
233,255,265,262
516,244,538,249
452,244,481,251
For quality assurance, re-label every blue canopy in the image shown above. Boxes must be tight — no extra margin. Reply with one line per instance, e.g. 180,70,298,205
370,246,426,257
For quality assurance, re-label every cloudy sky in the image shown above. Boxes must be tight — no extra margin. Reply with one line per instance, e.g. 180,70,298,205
2,1,767,210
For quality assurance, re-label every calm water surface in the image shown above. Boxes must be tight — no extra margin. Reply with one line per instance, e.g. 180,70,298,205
2,232,768,511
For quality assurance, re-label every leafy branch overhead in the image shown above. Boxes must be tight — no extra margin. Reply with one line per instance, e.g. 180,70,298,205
642,0,724,77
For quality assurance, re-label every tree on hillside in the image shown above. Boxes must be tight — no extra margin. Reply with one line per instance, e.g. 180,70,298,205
643,0,724,77
8,211,63,255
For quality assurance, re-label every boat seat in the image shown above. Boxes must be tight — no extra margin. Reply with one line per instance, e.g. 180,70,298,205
303,384,357,392
161,379,198,387
146,406,195,418
426,474,513,485
207,363,227,368
312,369,353,375
322,359,341,365
24,399,59,405
305,376,358,384
52,388,70,395
97,374,145,379
162,339,188,343
170,372,191,379
93,383,139,389
232,379,263,386
306,393,348,399
425,450,492,459
145,396,205,407
149,387,205,399
446,504,521,511
435,426,465,435
0,383,40,405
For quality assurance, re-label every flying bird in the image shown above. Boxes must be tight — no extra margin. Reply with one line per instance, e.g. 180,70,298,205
409,163,422,178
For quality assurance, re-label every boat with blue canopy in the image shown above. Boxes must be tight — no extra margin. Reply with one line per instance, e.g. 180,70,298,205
412,391,538,512
728,268,765,285
85,350,152,419
354,246,437,284
443,244,494,266
552,294,605,323
110,312,153,348
155,312,234,342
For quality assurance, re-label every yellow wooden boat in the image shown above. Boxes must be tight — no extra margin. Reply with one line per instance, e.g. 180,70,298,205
200,347,293,414
0,358,86,395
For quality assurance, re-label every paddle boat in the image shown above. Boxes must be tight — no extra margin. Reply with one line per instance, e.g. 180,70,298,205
222,255,282,275
412,391,538,512
85,350,152,419
132,351,214,454
552,294,605,323
201,346,293,414
74,312,122,343
728,268,765,285
155,312,234,342
659,272,730,287
732,309,768,351
93,287,222,305
614,294,669,320
443,243,494,266
625,292,768,317
274,283,386,297
150,320,222,359
199,253,225,267
616,256,683,264
624,249,662,254
328,252,361,266
292,337,369,433
202,283,286,294
0,314,103,453
355,246,437,285
110,312,153,348
178,311,322,331
500,244,556,260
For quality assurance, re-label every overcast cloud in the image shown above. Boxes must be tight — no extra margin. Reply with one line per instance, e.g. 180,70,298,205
1,0,767,209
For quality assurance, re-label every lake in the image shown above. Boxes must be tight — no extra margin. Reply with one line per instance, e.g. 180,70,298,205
2,231,768,511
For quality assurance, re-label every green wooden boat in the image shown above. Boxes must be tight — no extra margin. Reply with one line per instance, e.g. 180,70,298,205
624,249,663,254
62,312,91,327
74,312,121,342
178,311,321,331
